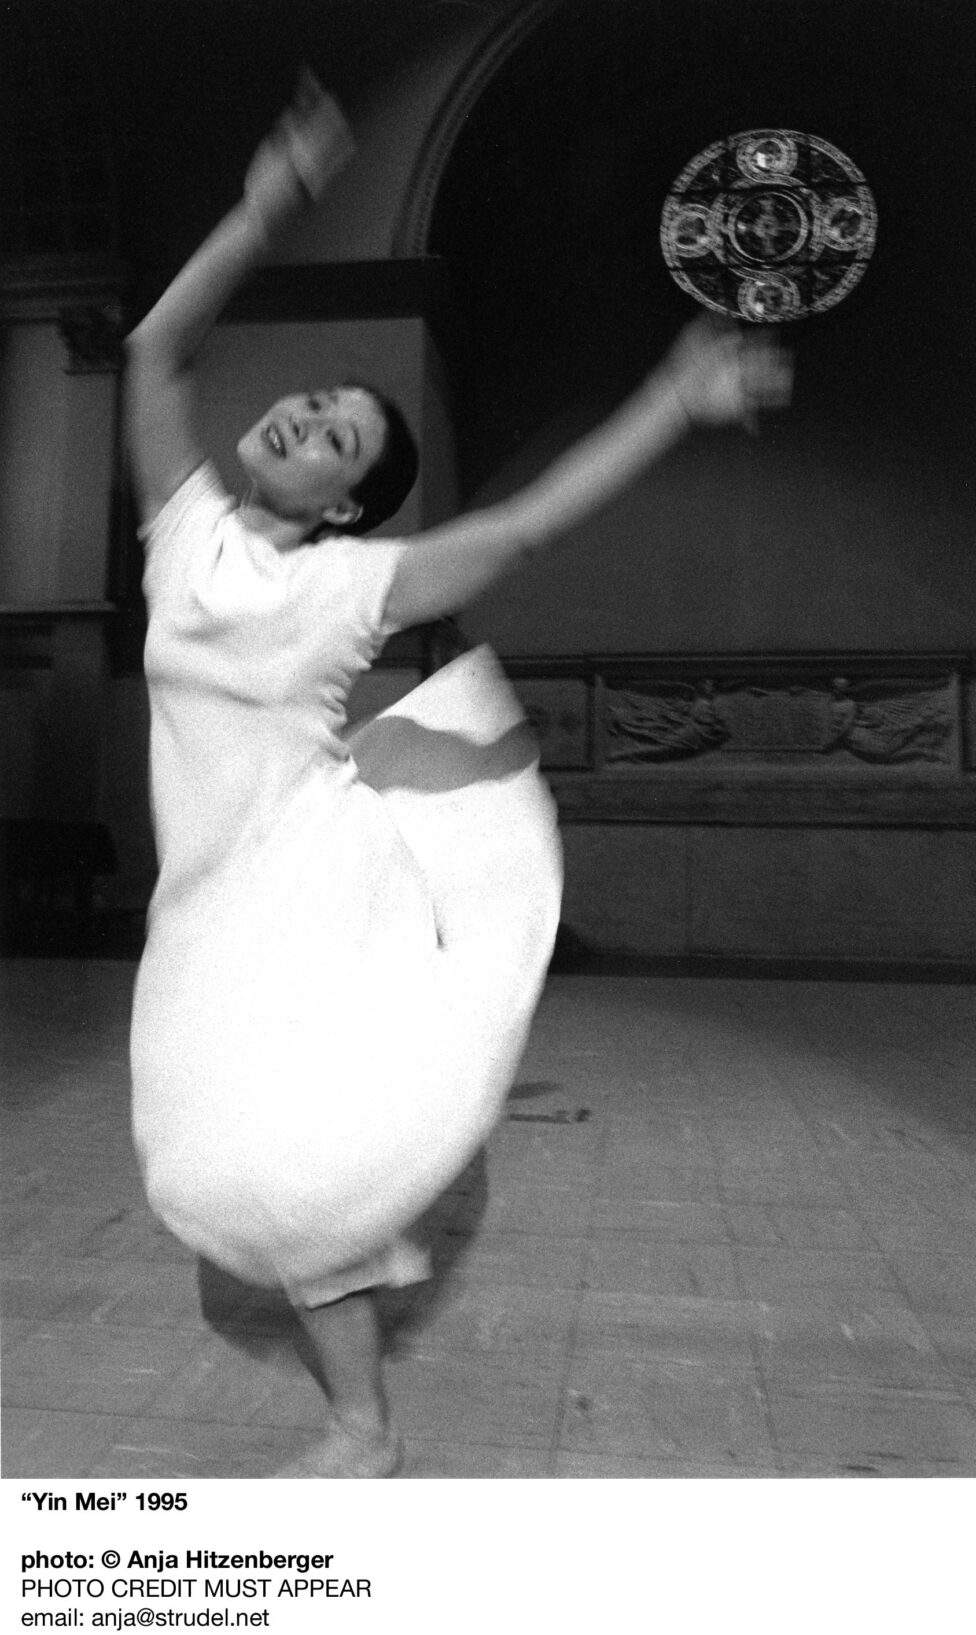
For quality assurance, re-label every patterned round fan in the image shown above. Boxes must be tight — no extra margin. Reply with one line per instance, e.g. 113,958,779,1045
661,129,877,322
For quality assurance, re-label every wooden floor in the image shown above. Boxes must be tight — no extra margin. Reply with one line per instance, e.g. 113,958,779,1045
2,959,975,1479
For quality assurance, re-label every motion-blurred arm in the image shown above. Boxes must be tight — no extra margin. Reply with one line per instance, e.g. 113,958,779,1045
124,71,355,523
385,318,792,629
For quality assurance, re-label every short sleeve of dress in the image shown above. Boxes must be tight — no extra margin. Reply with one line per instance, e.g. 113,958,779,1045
139,463,235,603
320,535,412,649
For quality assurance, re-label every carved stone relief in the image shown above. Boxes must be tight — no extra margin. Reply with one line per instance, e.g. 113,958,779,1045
606,683,729,762
602,671,958,769
823,678,954,765
511,678,590,769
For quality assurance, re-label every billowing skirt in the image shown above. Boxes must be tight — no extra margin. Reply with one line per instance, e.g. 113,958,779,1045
130,647,562,1302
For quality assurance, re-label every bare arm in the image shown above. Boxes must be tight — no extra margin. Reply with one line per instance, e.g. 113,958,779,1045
124,208,268,523
125,72,355,523
385,319,791,630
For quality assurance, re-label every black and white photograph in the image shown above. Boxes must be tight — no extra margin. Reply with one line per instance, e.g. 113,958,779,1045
1,0,974,1535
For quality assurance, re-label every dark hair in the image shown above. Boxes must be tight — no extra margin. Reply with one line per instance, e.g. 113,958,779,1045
342,383,419,535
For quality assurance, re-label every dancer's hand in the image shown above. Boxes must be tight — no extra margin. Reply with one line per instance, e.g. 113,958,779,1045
662,316,793,431
245,68,356,236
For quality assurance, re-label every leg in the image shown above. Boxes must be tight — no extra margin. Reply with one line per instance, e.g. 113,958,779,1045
275,1290,401,1479
297,1290,389,1437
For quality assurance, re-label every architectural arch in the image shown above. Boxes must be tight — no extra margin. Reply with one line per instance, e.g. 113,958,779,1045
392,0,563,260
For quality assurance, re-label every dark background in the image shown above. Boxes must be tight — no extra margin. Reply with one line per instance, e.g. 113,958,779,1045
2,0,973,651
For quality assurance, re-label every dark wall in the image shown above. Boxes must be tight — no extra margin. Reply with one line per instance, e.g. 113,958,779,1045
431,0,975,655
5,0,972,657
0,0,494,292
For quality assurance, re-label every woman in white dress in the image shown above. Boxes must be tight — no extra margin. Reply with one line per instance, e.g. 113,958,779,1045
126,71,790,1477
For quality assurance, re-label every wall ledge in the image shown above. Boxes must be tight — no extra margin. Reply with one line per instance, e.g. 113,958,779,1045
0,256,128,322
0,603,115,617
548,771,976,829
499,648,976,825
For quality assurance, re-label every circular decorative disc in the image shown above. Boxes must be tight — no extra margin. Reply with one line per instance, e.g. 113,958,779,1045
661,129,877,322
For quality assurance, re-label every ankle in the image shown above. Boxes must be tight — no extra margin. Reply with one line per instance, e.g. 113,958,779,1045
333,1404,392,1443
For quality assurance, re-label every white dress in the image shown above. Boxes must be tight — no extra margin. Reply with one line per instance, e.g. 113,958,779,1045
130,464,562,1305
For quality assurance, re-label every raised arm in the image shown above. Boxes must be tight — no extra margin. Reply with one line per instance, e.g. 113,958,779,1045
384,318,791,630
124,71,355,524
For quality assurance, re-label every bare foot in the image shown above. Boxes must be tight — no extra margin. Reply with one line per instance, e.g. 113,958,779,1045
274,1420,403,1479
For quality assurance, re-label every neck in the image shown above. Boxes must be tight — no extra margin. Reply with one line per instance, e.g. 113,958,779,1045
239,494,317,553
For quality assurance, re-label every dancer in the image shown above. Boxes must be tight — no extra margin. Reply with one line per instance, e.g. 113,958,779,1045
126,71,790,1479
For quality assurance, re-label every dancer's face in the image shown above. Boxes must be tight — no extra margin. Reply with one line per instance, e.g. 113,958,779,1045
237,386,387,526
